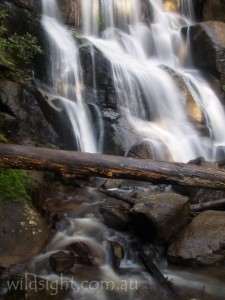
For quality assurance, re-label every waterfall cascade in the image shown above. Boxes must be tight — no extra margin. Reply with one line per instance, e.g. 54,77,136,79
41,0,99,153
41,0,225,162
21,2,225,300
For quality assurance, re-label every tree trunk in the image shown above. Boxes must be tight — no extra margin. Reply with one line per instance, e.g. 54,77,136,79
190,198,225,212
0,143,225,190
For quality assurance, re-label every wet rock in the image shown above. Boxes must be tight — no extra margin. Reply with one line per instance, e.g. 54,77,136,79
5,274,70,300
99,198,131,231
163,0,179,13
58,0,81,25
187,22,225,88
168,210,225,265
130,193,189,242
68,241,105,266
127,140,153,159
0,80,60,146
202,0,225,23
12,0,41,11
0,200,50,268
49,251,75,273
109,240,125,269
161,65,206,128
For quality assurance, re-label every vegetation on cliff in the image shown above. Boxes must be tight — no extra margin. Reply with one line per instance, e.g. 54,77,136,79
0,168,34,203
0,9,43,81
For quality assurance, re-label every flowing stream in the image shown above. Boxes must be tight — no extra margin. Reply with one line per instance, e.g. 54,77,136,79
26,0,225,299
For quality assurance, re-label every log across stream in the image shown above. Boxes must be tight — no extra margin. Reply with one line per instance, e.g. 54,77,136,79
0,143,225,190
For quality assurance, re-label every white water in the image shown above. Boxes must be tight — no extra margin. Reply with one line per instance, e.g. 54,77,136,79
76,0,225,162
41,0,98,153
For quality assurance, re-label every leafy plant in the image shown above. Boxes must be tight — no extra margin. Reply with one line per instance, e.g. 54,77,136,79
0,9,43,74
222,84,225,92
0,169,34,203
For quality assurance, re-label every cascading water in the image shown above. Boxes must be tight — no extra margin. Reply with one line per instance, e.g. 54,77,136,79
20,1,225,300
76,0,225,162
41,0,99,153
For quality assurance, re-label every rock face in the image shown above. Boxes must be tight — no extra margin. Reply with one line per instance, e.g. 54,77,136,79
161,66,206,128
163,0,179,12
202,0,225,23
131,193,189,242
0,80,60,146
0,200,50,268
58,0,81,25
188,22,225,87
168,210,225,265
12,0,41,11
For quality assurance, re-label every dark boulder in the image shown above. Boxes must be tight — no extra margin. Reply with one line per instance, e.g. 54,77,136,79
187,21,225,88
0,200,50,268
168,210,225,265
131,193,189,242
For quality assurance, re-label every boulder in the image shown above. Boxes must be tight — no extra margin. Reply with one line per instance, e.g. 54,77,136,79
109,240,125,269
99,198,131,231
0,80,60,146
130,193,189,242
49,251,75,273
127,140,153,159
188,21,225,87
168,210,225,265
68,241,105,266
0,200,50,268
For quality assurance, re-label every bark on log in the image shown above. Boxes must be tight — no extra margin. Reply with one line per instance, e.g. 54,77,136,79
0,143,225,190
190,198,225,212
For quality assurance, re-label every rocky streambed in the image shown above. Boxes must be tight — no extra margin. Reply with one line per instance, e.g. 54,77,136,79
1,168,225,300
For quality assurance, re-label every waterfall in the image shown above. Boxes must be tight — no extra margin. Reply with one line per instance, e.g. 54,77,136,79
40,0,225,162
41,0,98,153
180,0,195,21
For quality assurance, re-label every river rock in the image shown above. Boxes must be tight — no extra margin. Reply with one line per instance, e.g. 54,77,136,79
99,198,131,231
130,193,189,242
68,241,105,266
168,210,225,265
188,21,225,87
49,251,75,273
0,200,50,268
109,240,125,269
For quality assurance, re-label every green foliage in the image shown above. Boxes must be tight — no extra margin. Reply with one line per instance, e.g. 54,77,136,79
0,9,43,75
0,169,34,203
222,85,225,92
0,133,7,143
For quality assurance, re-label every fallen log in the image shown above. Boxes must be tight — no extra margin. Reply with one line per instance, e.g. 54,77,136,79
190,198,225,212
0,143,225,190
98,187,136,205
